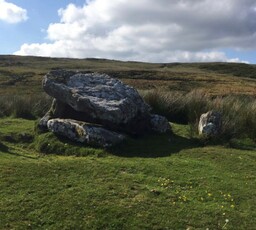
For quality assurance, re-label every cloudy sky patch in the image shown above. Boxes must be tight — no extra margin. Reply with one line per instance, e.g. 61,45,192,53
0,0,28,23
2,0,256,63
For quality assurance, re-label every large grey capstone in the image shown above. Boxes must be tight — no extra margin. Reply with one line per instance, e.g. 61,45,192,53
42,70,151,134
198,111,222,137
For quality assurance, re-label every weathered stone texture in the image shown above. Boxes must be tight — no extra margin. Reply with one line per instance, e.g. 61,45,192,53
39,70,170,147
198,111,222,137
47,119,126,147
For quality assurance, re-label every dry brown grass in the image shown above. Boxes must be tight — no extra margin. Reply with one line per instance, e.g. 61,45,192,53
1,55,256,97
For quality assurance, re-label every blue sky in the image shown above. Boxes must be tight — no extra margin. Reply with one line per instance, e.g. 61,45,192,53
0,0,85,53
1,0,256,63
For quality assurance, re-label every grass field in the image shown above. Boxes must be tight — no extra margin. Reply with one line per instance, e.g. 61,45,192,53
0,55,256,229
0,118,255,229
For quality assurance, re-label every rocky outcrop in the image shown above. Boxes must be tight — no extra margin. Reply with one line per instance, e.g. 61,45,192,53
198,111,222,137
39,70,170,147
42,70,151,134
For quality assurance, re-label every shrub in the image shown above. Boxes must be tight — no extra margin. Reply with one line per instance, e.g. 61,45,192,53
141,90,187,123
216,95,256,140
141,89,210,124
141,89,256,140
0,94,52,119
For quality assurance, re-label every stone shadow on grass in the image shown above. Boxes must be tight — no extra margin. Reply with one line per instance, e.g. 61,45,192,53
110,133,201,158
0,142,9,153
0,142,37,159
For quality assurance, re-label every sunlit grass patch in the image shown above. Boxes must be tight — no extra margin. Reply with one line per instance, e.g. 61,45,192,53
0,117,255,229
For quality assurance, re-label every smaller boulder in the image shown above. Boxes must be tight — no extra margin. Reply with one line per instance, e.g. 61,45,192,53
47,119,126,148
150,114,171,133
198,111,222,137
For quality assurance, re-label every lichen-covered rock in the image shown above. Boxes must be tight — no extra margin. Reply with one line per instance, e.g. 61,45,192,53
39,70,171,148
150,114,171,133
198,111,222,137
47,119,126,147
42,70,151,134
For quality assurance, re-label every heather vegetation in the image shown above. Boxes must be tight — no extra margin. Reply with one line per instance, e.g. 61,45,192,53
0,55,255,229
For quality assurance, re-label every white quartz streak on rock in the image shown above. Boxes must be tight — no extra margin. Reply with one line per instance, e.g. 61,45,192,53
198,111,222,137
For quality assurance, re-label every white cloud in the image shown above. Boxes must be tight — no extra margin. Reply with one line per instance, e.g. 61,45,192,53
0,0,28,24
15,0,256,62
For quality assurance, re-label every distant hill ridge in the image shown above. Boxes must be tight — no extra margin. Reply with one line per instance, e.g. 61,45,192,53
0,54,256,78
0,55,256,96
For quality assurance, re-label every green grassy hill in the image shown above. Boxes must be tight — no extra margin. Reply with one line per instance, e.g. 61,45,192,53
1,55,256,96
0,55,255,229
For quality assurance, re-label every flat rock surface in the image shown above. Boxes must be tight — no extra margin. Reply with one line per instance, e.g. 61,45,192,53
47,118,126,147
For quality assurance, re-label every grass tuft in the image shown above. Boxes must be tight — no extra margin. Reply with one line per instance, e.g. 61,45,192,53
32,132,106,157
0,94,52,119
141,89,256,141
